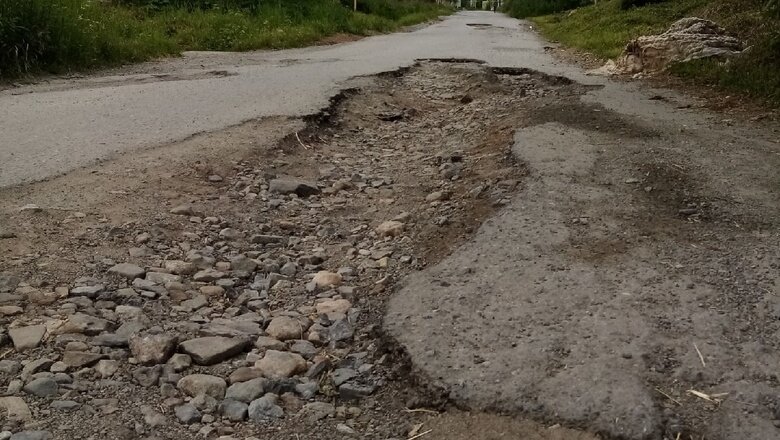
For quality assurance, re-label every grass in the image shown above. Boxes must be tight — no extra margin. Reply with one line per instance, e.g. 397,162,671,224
0,0,450,78
513,0,780,107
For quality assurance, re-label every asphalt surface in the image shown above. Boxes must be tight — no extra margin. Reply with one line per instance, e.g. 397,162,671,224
0,11,567,188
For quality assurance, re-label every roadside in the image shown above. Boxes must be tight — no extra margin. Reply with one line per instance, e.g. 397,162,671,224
0,0,450,79
519,0,780,109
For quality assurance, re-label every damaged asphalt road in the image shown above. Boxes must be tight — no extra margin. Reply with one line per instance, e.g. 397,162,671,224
2,10,780,440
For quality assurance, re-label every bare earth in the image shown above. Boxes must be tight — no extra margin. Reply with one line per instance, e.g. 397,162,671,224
1,11,780,440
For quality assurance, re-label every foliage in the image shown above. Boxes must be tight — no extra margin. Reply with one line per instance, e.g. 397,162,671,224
530,0,780,106
0,0,449,77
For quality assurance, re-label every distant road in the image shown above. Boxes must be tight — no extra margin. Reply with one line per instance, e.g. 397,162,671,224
0,12,566,188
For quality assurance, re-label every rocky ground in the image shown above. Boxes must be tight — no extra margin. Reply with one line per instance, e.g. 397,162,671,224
0,61,597,440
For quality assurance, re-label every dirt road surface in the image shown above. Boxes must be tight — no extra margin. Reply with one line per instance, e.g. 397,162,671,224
1,10,780,440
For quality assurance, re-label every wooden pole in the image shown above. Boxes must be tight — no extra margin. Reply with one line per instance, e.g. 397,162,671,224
354,0,357,11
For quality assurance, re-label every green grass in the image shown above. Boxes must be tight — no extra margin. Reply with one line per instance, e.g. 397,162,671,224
0,0,450,77
515,0,780,106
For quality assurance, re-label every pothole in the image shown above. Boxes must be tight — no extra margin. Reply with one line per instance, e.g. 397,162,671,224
0,60,595,439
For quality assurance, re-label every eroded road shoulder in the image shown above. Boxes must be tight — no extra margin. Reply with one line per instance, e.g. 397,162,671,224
386,74,780,439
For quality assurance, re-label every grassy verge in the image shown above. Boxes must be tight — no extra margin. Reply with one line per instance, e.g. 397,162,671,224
0,0,450,78
514,0,780,107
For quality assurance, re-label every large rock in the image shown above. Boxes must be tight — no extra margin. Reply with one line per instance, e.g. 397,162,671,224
254,350,306,378
8,325,46,351
177,374,227,399
269,178,320,197
597,17,744,75
130,333,178,365
219,399,248,422
179,336,249,365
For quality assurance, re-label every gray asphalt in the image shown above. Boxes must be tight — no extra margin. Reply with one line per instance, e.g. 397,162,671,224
0,11,571,188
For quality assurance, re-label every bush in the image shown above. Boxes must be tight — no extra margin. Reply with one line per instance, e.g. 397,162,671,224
503,0,590,19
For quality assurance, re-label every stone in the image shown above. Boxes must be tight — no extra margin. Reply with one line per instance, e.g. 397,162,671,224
9,432,51,440
0,305,23,316
219,399,248,422
269,179,320,197
175,404,201,424
145,272,181,284
140,405,167,427
230,255,258,273
200,285,225,297
316,299,351,318
193,269,225,282
255,336,286,351
254,350,306,379
191,393,219,413
225,378,268,403
312,271,342,288
164,260,197,275
289,340,318,360
50,400,80,411
179,336,249,365
180,295,208,311
295,382,319,399
338,383,375,400
251,234,287,245
23,377,58,397
62,351,104,369
329,319,354,342
336,424,357,436
219,228,243,240
69,285,104,298
130,333,178,365
8,325,46,351
331,368,357,386
177,374,227,399
0,396,32,422
167,353,192,372
299,401,335,423
375,220,404,237
0,273,20,293
228,367,264,384
133,365,162,387
170,204,196,216
265,316,310,341
59,313,111,336
247,394,284,421
0,360,21,375
108,263,145,279
95,360,119,378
